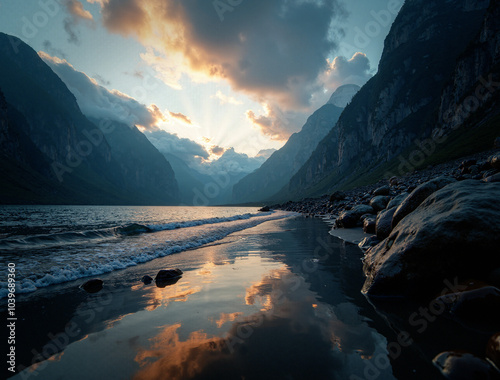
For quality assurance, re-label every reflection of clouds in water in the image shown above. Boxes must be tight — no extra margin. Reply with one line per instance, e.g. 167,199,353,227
143,280,202,312
133,268,395,380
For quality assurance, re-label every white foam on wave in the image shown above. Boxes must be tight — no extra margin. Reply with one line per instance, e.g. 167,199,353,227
0,211,295,299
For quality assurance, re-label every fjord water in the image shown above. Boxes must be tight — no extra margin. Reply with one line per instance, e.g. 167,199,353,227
1,207,443,379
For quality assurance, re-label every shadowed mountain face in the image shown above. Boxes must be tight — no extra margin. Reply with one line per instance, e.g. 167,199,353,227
285,0,495,199
232,102,346,204
0,33,179,205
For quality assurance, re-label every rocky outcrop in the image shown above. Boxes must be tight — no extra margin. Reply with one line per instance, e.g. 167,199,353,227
433,351,500,379
286,0,491,199
362,180,500,297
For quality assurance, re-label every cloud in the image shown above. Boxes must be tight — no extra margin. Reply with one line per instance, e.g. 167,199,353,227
145,129,210,165
246,103,305,141
212,90,242,106
210,146,226,156
42,41,67,60
92,73,111,86
62,0,94,45
168,111,193,126
39,52,161,129
89,0,346,109
64,0,94,21
320,52,372,91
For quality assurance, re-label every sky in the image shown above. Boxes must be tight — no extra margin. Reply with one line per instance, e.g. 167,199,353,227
0,0,402,158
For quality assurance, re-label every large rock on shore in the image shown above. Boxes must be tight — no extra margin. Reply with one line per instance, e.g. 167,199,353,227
335,204,374,228
376,207,397,240
391,176,456,229
363,180,500,297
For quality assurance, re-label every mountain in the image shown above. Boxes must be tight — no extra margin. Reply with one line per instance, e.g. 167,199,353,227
0,33,179,205
284,0,493,199
231,85,356,204
327,84,360,108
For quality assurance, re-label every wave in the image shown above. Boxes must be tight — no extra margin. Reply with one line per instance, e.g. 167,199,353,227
0,212,273,251
0,211,294,299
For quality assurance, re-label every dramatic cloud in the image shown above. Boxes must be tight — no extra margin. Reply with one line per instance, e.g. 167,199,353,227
246,104,305,141
145,129,210,166
62,0,94,45
212,90,242,106
320,52,372,91
88,0,346,109
40,52,160,129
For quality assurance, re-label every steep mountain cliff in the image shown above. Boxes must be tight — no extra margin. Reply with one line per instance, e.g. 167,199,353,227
231,86,354,203
0,33,179,204
285,0,491,199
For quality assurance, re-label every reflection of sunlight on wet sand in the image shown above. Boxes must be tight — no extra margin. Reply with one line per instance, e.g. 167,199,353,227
131,263,395,380
144,280,202,311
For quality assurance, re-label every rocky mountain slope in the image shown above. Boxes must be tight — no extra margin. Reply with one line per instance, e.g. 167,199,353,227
0,33,179,204
284,0,493,199
231,85,357,203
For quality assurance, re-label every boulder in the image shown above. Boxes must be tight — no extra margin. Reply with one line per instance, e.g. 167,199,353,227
259,206,271,212
329,191,346,202
369,195,390,212
436,286,500,325
80,279,103,293
433,351,500,379
141,275,153,285
389,177,399,187
363,180,500,297
363,218,376,234
491,154,500,170
155,269,183,288
358,236,380,252
335,204,375,228
484,173,500,183
391,176,456,229
374,185,391,196
486,332,500,370
387,192,408,210
375,207,397,240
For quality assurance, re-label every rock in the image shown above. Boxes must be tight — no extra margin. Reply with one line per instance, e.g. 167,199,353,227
259,206,271,212
483,169,499,179
155,269,183,288
491,154,500,170
484,173,500,183
432,351,500,380
387,193,408,210
389,176,399,186
329,191,346,202
141,275,153,285
369,195,390,212
363,180,500,297
392,176,456,229
363,218,376,234
486,333,500,370
374,185,391,196
375,207,397,240
335,204,375,228
358,236,380,252
469,165,480,176
436,286,500,325
80,279,103,293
